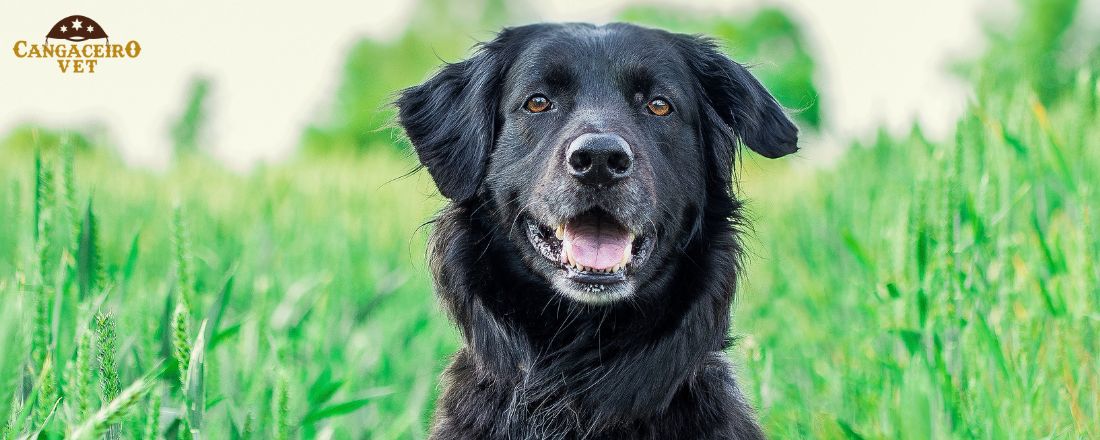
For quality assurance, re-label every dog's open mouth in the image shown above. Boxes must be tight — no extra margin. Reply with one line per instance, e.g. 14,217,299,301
525,209,653,285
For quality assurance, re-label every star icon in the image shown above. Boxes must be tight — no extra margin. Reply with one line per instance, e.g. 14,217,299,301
87,25,95,32
71,19,83,30
60,25,68,33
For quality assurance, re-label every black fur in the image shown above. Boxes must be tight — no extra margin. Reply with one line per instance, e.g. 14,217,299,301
397,23,797,440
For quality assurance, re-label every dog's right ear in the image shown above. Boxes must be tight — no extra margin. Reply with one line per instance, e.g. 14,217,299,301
673,34,798,186
397,30,526,202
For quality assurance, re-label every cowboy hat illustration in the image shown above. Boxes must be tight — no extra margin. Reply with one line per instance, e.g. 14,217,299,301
46,15,109,44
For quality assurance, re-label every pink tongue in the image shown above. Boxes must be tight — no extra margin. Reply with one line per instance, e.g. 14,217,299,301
562,219,630,270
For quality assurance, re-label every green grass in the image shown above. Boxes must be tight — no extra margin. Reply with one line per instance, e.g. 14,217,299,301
2,75,1098,440
1,149,455,438
735,75,1100,437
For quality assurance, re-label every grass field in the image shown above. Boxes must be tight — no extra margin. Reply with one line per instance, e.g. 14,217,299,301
2,53,1099,440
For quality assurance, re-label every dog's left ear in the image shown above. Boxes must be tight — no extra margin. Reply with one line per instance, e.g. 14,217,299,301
675,35,798,179
396,31,523,202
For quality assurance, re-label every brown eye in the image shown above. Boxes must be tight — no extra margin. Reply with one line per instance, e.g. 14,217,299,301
525,94,551,113
646,98,672,116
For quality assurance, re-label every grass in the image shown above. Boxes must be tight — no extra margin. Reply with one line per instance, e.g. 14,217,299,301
735,74,1100,437
1,149,453,438
1,72,1098,440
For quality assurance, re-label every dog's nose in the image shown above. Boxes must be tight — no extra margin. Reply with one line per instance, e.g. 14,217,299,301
567,133,633,186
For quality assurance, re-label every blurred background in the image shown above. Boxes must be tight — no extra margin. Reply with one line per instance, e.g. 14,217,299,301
1,0,1098,438
8,0,1091,169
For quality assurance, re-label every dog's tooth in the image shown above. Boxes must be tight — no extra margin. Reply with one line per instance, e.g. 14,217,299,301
621,241,633,265
555,224,565,240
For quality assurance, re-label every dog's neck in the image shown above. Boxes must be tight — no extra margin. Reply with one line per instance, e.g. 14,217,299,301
428,193,745,422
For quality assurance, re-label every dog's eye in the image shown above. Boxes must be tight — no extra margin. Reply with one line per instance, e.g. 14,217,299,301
525,95,552,113
646,98,672,116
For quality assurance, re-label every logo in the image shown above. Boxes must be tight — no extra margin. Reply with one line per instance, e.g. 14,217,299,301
12,15,141,74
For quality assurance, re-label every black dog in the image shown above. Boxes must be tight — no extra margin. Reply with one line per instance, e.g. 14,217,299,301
397,22,797,440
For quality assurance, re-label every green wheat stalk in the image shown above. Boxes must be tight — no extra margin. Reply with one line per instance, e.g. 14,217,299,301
73,329,94,420
29,148,58,433
94,314,123,439
172,205,196,310
170,205,198,438
273,374,289,440
69,375,156,440
172,304,192,388
94,313,121,402
6,355,55,438
171,205,197,421
32,355,57,430
31,284,51,387
182,320,208,439
31,149,55,372
61,137,80,257
77,199,104,300
3,386,23,439
143,391,161,440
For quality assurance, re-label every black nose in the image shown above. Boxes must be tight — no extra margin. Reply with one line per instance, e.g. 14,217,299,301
567,133,633,186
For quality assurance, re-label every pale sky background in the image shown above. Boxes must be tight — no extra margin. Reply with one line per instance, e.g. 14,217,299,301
0,0,1031,171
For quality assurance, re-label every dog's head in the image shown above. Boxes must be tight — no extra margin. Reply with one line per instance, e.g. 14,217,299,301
398,23,797,304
